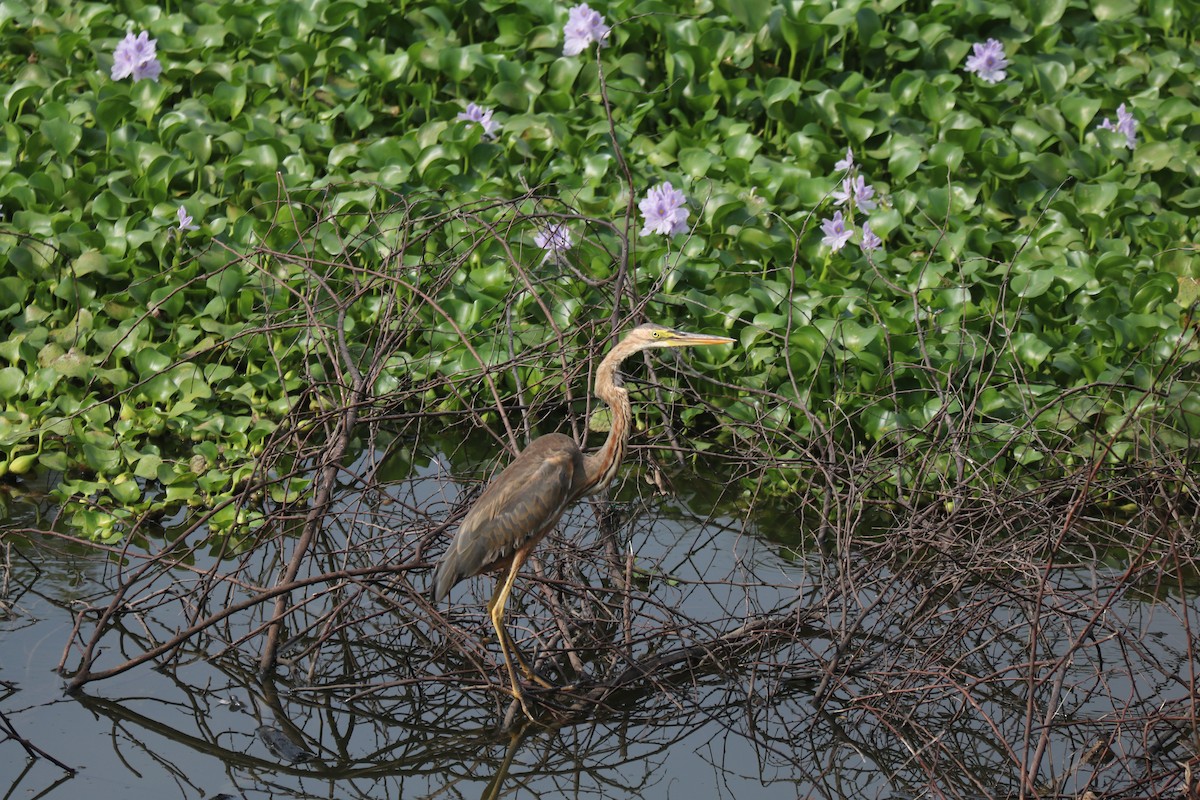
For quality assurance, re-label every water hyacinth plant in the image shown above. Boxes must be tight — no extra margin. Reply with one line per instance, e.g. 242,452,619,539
638,182,689,236
110,31,162,81
0,0,1193,546
824,145,881,254
456,103,500,138
533,222,573,252
964,38,1009,84
820,211,853,252
834,147,854,172
174,206,199,233
1098,103,1138,149
832,175,877,212
562,3,611,56
860,223,882,253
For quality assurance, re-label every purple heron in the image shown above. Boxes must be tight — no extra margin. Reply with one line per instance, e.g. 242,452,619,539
431,323,734,715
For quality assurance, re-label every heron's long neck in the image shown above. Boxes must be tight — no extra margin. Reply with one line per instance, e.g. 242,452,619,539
580,347,633,495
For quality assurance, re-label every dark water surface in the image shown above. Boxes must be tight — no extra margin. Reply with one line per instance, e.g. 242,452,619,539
2,450,1197,798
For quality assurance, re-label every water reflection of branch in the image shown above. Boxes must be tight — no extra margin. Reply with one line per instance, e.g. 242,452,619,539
0,707,76,774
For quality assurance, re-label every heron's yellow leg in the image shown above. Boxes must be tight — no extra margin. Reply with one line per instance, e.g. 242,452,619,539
489,556,536,718
495,618,555,689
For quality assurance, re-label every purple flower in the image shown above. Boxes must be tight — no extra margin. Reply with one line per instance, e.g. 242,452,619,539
832,175,878,212
964,38,1008,84
563,3,611,57
111,31,162,82
834,147,854,172
820,211,853,253
175,206,199,232
639,182,690,237
534,222,573,252
133,57,162,82
456,103,500,138
860,223,882,253
1098,103,1137,149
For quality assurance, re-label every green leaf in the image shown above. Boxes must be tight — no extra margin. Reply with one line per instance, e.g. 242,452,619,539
1011,270,1054,299
0,277,28,317
0,367,23,398
730,0,772,30
1028,0,1068,29
1075,182,1121,215
72,250,108,277
1060,95,1101,131
1091,0,1140,20
135,348,173,379
41,118,82,159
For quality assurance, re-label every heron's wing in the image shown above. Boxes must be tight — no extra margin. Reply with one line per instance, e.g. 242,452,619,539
432,435,583,601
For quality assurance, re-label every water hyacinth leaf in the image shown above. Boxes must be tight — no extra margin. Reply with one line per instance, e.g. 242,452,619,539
1155,96,1197,127
72,250,108,276
230,144,280,172
837,320,881,352
855,7,883,45
92,191,129,220
861,402,900,439
1060,95,1102,131
49,349,91,378
925,187,952,219
679,148,717,177
1092,0,1140,19
920,83,955,123
344,103,374,131
1011,119,1052,151
53,276,97,305
108,475,142,504
890,70,925,104
1011,269,1055,299
0,276,28,317
0,367,22,398
41,118,82,159
437,46,480,81
929,142,964,173
36,449,68,472
1028,0,1068,29
1034,61,1070,96
1177,277,1200,308
1131,273,1178,313
1075,182,1121,215
840,113,875,143
134,348,172,379
277,1,317,37
212,82,247,119
889,138,925,181
1029,152,1068,185
83,442,122,473
1133,142,1180,171
724,133,762,161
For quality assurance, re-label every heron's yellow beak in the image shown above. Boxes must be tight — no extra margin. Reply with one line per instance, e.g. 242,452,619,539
663,330,736,347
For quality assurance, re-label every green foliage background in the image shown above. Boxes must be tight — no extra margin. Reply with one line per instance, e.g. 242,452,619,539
0,0,1197,537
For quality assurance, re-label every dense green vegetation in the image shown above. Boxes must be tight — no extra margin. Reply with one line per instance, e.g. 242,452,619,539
0,0,1197,538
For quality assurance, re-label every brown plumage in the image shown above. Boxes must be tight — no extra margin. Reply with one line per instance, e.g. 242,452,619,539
431,323,734,715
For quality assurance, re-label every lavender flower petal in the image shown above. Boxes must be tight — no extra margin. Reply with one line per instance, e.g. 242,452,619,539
456,103,500,138
964,38,1009,84
639,182,689,237
820,211,853,253
563,3,611,57
534,222,573,252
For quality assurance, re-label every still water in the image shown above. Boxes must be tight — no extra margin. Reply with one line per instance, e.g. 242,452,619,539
1,445,1197,798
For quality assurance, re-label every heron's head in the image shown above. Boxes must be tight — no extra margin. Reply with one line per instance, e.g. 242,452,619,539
625,323,735,351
